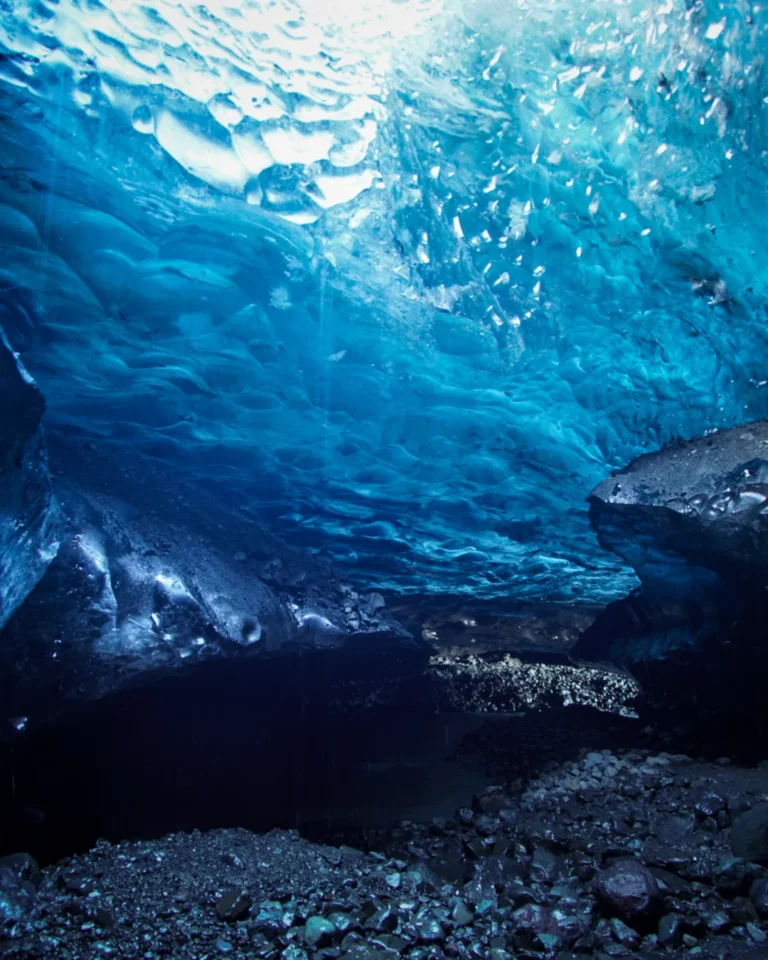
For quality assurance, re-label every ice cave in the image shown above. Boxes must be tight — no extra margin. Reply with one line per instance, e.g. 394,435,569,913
1,0,768,956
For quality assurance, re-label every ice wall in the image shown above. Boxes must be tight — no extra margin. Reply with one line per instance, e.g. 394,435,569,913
0,0,766,603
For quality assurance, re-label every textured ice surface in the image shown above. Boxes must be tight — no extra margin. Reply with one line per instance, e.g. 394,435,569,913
0,0,767,602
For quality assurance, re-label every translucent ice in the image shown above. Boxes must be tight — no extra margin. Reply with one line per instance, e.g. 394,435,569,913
0,0,766,603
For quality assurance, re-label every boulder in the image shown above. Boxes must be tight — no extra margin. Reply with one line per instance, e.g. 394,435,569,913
732,805,768,864
593,859,661,928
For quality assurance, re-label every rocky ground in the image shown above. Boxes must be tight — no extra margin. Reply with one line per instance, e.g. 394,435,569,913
3,745,768,960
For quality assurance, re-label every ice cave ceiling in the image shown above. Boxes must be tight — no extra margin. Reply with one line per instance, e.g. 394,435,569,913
1,0,767,604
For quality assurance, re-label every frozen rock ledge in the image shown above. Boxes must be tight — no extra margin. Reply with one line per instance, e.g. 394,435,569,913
0,328,58,632
0,430,425,727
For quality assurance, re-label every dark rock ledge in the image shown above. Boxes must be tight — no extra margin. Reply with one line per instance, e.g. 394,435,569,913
576,419,768,747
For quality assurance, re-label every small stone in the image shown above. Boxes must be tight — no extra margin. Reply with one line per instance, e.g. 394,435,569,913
657,913,683,948
365,905,397,934
451,901,474,927
682,933,698,947
703,908,730,932
530,846,559,885
304,916,336,948
475,815,498,837
412,913,445,943
93,907,115,929
385,871,401,890
283,948,310,960
714,856,747,895
610,917,640,948
216,939,234,953
747,921,768,943
216,889,252,922
328,911,359,936
694,791,727,819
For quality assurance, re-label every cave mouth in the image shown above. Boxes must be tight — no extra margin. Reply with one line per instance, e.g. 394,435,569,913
4,638,768,871
0,653,648,868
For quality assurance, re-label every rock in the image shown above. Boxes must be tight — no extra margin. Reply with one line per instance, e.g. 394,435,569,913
340,948,392,960
694,792,727,819
657,913,684,948
751,878,768,918
610,917,640,948
411,912,445,943
254,899,287,935
509,904,562,955
474,815,498,837
283,948,310,960
530,846,559,885
304,916,336,947
593,859,661,928
701,904,730,932
329,911,360,936
575,421,768,740
451,901,474,927
0,865,36,924
364,905,398,934
0,853,41,887
732,804,768,863
714,856,747,895
215,889,252,922
0,326,58,631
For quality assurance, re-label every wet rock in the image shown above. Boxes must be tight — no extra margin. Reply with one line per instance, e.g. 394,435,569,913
509,903,562,955
530,846,559,885
410,912,445,943
731,804,768,863
714,856,747,896
451,901,473,927
329,911,360,936
304,916,336,947
474,815,499,837
610,917,640,948
341,948,394,960
751,878,768,918
0,853,41,888
215,889,253,922
283,948,310,960
365,905,398,934
0,865,36,923
700,901,731,932
472,855,522,892
56,871,96,896
593,859,661,928
694,791,727,819
657,913,683,948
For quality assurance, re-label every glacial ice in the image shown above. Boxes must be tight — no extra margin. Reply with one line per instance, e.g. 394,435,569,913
0,0,767,605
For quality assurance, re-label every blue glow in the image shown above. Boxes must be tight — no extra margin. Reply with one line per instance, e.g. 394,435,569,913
1,0,767,603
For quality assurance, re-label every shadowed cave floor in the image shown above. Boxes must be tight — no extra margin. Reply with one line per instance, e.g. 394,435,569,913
3,691,768,959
